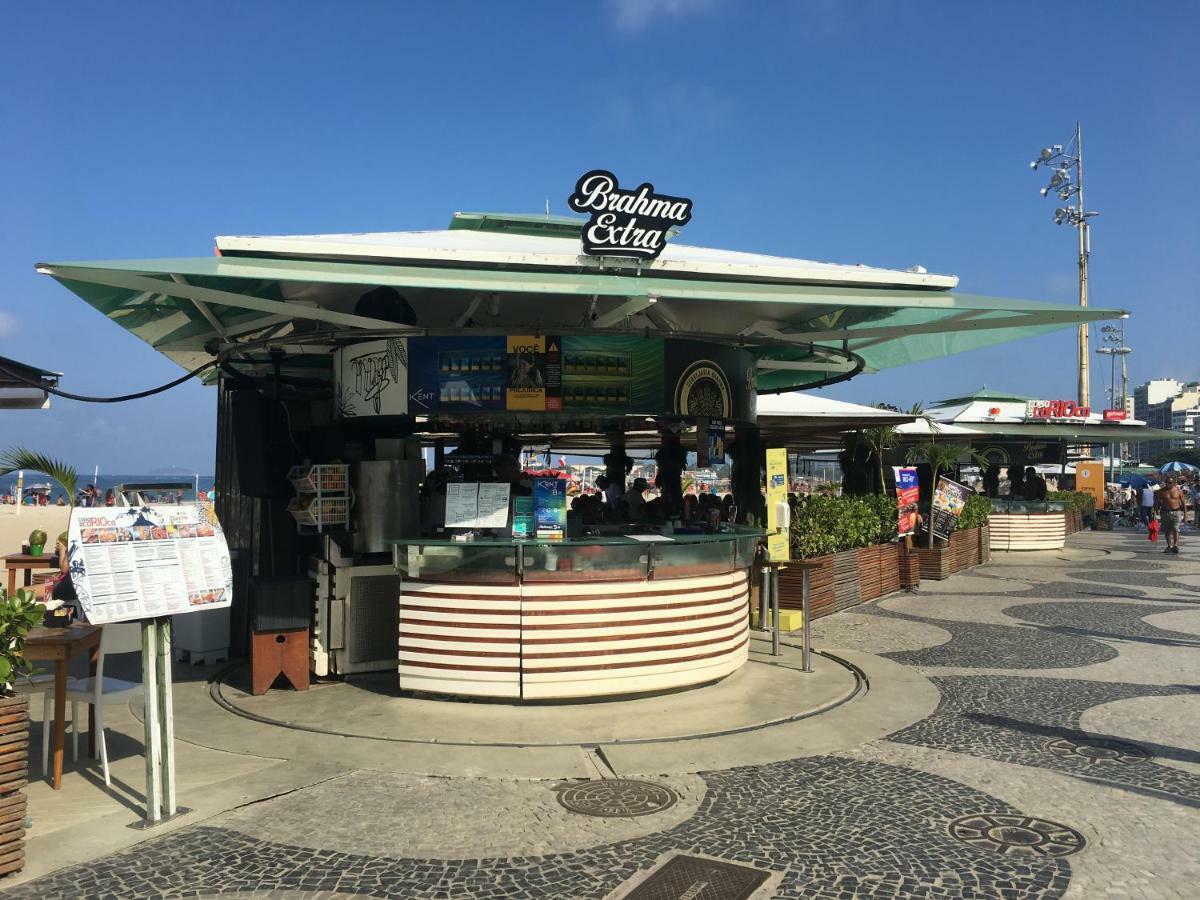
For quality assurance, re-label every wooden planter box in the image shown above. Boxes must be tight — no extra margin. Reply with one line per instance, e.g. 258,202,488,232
980,524,991,563
0,695,28,878
857,545,882,602
777,554,835,619
878,544,901,596
899,545,921,589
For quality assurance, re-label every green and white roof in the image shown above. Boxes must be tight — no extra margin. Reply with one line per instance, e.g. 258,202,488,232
39,211,1128,392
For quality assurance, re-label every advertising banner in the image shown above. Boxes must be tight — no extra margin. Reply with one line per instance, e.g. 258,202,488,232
893,466,920,537
765,448,790,562
67,505,233,625
534,478,567,541
930,476,970,541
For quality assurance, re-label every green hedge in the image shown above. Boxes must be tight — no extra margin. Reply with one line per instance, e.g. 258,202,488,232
958,494,991,531
789,493,898,559
1047,490,1096,514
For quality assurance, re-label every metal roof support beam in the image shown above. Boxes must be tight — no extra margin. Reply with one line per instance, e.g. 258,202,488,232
170,274,229,340
756,359,858,372
40,265,416,333
593,295,657,328
454,295,483,328
848,309,993,351
792,310,1116,344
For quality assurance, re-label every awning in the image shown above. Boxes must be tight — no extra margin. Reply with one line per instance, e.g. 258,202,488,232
921,421,1183,443
0,355,60,410
38,252,1127,392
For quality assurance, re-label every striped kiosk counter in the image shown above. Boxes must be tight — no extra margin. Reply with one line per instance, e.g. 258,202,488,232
987,499,1069,551
391,530,761,701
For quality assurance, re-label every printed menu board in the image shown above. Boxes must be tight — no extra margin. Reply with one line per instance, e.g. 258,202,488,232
444,482,512,530
931,476,970,541
67,505,233,625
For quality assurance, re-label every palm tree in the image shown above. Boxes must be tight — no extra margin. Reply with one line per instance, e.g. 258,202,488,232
860,403,934,496
0,448,79,507
905,440,986,547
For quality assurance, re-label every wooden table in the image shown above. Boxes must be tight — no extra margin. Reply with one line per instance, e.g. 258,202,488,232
5,553,58,596
24,625,102,790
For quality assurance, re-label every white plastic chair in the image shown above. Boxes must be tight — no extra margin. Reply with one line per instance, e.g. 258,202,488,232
41,622,142,786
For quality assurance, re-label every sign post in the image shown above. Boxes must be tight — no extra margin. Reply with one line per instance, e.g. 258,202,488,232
764,449,789,658
66,504,231,826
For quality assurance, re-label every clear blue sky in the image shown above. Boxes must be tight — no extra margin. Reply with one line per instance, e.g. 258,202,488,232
2,1,1196,472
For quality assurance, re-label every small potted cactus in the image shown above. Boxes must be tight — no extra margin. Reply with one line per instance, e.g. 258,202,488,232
26,530,47,558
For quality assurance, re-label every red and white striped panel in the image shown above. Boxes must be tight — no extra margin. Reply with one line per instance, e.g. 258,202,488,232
398,579,521,698
520,570,750,699
989,513,1067,551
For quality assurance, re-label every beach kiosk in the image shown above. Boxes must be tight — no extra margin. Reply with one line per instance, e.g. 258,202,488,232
36,170,1129,700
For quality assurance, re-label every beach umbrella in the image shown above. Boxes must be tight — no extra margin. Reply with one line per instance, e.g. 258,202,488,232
1116,474,1151,491
1159,461,1198,474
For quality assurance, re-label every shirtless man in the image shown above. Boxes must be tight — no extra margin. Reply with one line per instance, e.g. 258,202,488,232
1156,476,1189,555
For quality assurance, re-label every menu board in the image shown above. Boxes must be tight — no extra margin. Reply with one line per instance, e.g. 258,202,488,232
444,482,511,530
67,505,233,625
893,467,920,537
931,476,970,541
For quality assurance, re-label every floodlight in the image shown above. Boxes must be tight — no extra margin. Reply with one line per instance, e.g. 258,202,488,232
1040,147,1054,161
1040,187,1051,196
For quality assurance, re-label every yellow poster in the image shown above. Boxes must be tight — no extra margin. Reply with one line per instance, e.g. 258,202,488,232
505,335,546,411
765,448,790,562
1075,460,1105,507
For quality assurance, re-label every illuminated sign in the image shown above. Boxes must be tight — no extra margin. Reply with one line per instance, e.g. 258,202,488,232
1025,399,1090,420
1102,409,1127,422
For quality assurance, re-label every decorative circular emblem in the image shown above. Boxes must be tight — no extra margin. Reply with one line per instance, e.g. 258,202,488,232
1043,736,1150,764
555,779,679,818
675,361,732,418
948,813,1086,857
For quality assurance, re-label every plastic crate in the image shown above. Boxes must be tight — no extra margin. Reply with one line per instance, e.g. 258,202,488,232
288,494,351,528
288,464,350,495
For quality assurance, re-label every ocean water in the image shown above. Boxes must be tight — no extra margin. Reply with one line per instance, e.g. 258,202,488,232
0,473,215,504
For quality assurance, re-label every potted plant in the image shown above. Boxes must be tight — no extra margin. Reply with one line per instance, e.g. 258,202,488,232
0,587,46,878
26,530,46,558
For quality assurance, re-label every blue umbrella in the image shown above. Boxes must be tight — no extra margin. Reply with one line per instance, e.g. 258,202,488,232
1116,474,1151,491
1159,461,1198,474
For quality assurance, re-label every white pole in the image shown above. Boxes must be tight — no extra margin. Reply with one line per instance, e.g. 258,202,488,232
142,619,162,823
14,471,22,516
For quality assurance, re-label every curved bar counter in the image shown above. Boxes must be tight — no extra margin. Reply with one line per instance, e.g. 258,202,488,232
389,529,760,700
987,499,1069,551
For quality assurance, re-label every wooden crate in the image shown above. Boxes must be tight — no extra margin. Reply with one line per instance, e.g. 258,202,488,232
0,695,27,879
878,544,901,596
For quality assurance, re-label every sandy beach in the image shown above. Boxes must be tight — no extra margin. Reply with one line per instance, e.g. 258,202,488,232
0,505,71,557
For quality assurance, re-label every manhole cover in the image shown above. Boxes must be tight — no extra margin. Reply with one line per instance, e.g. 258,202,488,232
555,779,678,818
1044,736,1150,764
949,813,1086,857
624,854,769,900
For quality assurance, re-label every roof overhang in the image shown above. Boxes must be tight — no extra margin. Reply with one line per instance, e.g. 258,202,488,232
0,355,60,410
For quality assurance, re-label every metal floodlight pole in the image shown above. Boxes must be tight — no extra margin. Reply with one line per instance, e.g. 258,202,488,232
1075,123,1090,410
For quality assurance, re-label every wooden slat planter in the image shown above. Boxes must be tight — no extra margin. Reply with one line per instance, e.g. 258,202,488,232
980,525,991,563
832,549,861,613
879,544,901,596
0,695,28,878
857,545,882,602
916,540,956,580
777,554,835,619
899,545,921,589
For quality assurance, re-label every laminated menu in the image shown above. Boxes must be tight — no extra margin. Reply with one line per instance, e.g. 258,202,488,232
67,505,233,625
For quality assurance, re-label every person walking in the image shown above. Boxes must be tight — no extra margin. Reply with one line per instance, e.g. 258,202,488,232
1156,476,1189,555
1139,483,1156,529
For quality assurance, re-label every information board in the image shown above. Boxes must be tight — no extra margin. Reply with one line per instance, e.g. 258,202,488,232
444,482,511,530
765,448,790,562
67,505,233,625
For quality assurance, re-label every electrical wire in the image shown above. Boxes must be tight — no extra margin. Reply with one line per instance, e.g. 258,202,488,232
0,359,218,403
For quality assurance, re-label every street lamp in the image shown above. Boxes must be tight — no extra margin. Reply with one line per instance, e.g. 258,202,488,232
1097,322,1132,486
1030,124,1100,408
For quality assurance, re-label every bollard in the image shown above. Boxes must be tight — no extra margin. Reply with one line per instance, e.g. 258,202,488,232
757,563,771,632
770,565,780,657
801,566,812,673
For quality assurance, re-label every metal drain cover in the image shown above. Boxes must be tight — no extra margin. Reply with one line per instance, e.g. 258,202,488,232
624,854,769,900
1044,736,1150,764
949,813,1086,857
555,779,678,818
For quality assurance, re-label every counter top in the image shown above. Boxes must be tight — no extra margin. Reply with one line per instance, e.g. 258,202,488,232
385,526,765,548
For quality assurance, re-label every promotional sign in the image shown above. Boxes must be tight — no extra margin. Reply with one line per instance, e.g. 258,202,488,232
67,505,233,625
765,448,790,562
512,495,535,539
507,335,562,411
893,467,921,537
1075,460,1105,507
334,338,408,416
534,478,568,541
567,170,693,260
930,476,970,541
1025,399,1091,420
1103,409,1128,422
666,339,756,422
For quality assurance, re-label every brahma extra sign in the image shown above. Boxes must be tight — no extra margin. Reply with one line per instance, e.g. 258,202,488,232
568,169,692,260
1025,399,1090,421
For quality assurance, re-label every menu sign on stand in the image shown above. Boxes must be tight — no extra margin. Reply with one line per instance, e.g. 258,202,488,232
534,478,567,541
66,504,234,829
930,477,970,541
